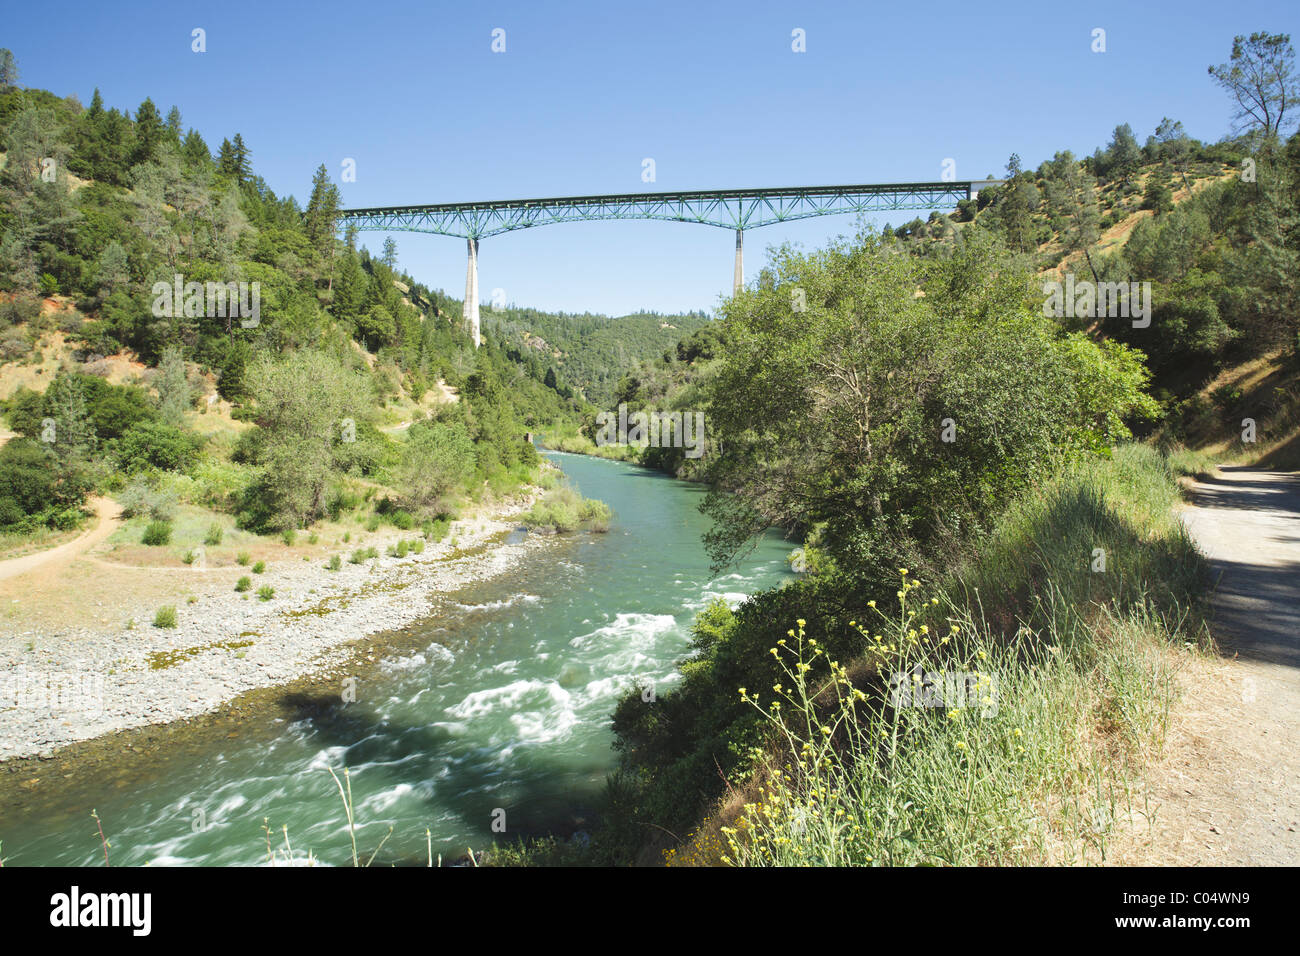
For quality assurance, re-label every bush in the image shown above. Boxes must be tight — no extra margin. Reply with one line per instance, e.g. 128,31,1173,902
521,487,613,533
141,520,172,546
252,560,266,574
236,551,250,566
152,606,177,628
0,438,61,527
114,420,203,473
327,554,341,571
281,528,296,546
204,523,224,546
235,576,251,592
118,478,177,521
257,585,274,601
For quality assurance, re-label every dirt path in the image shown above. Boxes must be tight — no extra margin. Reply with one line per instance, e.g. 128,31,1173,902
1117,466,1299,865
0,496,121,583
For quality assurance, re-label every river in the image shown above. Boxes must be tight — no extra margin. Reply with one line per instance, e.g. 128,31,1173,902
1,452,795,865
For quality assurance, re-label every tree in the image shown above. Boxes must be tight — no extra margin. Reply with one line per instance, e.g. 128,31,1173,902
1209,32,1297,143
1045,161,1102,281
700,229,1157,578
381,236,398,268
305,163,340,262
398,420,475,515
131,98,164,166
246,350,369,529
154,346,193,425
1107,123,1142,184
0,49,18,88
1142,178,1174,214
1154,117,1193,192
181,128,210,168
165,106,183,140
95,241,130,296
230,133,252,183
45,373,97,463
217,138,237,177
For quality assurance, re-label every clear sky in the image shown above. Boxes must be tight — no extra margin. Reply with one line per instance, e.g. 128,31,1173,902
4,0,1297,315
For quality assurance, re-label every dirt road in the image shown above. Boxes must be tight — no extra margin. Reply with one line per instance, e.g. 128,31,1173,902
0,496,121,584
1121,467,1299,864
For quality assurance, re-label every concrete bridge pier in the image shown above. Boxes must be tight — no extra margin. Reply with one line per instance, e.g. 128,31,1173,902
733,228,744,295
463,237,480,347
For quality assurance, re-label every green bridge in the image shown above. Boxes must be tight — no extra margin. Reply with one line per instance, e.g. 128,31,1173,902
336,180,998,346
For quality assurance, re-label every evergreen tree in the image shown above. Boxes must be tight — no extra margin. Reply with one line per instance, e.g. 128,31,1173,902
230,133,252,183
131,98,164,166
47,374,96,462
181,128,211,168
217,137,237,177
155,346,193,424
305,163,341,259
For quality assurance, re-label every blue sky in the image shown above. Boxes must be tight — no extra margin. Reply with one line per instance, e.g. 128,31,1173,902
5,0,1297,314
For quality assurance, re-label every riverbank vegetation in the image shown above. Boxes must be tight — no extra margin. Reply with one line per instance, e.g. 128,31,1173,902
0,63,667,551
492,32,1296,866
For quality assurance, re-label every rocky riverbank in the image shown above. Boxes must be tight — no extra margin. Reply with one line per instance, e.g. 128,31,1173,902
0,504,560,761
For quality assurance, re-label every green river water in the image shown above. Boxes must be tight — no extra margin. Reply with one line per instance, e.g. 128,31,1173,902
1,452,795,865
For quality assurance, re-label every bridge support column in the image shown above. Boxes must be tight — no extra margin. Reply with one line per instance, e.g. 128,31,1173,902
733,228,743,295
463,237,480,348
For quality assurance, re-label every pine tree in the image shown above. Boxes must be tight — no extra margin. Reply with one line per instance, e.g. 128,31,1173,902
47,374,96,462
181,129,211,168
155,346,193,424
381,236,397,268
217,138,237,177
230,133,252,183
132,98,163,166
305,163,341,258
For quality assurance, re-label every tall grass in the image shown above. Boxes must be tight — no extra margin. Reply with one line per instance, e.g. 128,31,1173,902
708,445,1208,867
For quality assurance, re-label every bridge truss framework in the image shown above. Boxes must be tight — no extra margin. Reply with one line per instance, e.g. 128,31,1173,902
336,180,997,346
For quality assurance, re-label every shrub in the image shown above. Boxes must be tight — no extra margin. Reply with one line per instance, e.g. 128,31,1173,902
281,529,296,546
522,487,613,533
252,561,266,574
114,420,204,473
141,521,172,546
118,478,177,521
327,554,342,571
236,551,251,566
204,523,224,546
257,585,275,601
234,576,251,592
152,606,177,628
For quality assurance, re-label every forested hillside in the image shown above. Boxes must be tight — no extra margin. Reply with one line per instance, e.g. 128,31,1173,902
0,66,641,540
484,307,712,406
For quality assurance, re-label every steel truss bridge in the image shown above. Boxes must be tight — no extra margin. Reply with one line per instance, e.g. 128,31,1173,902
336,180,998,346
